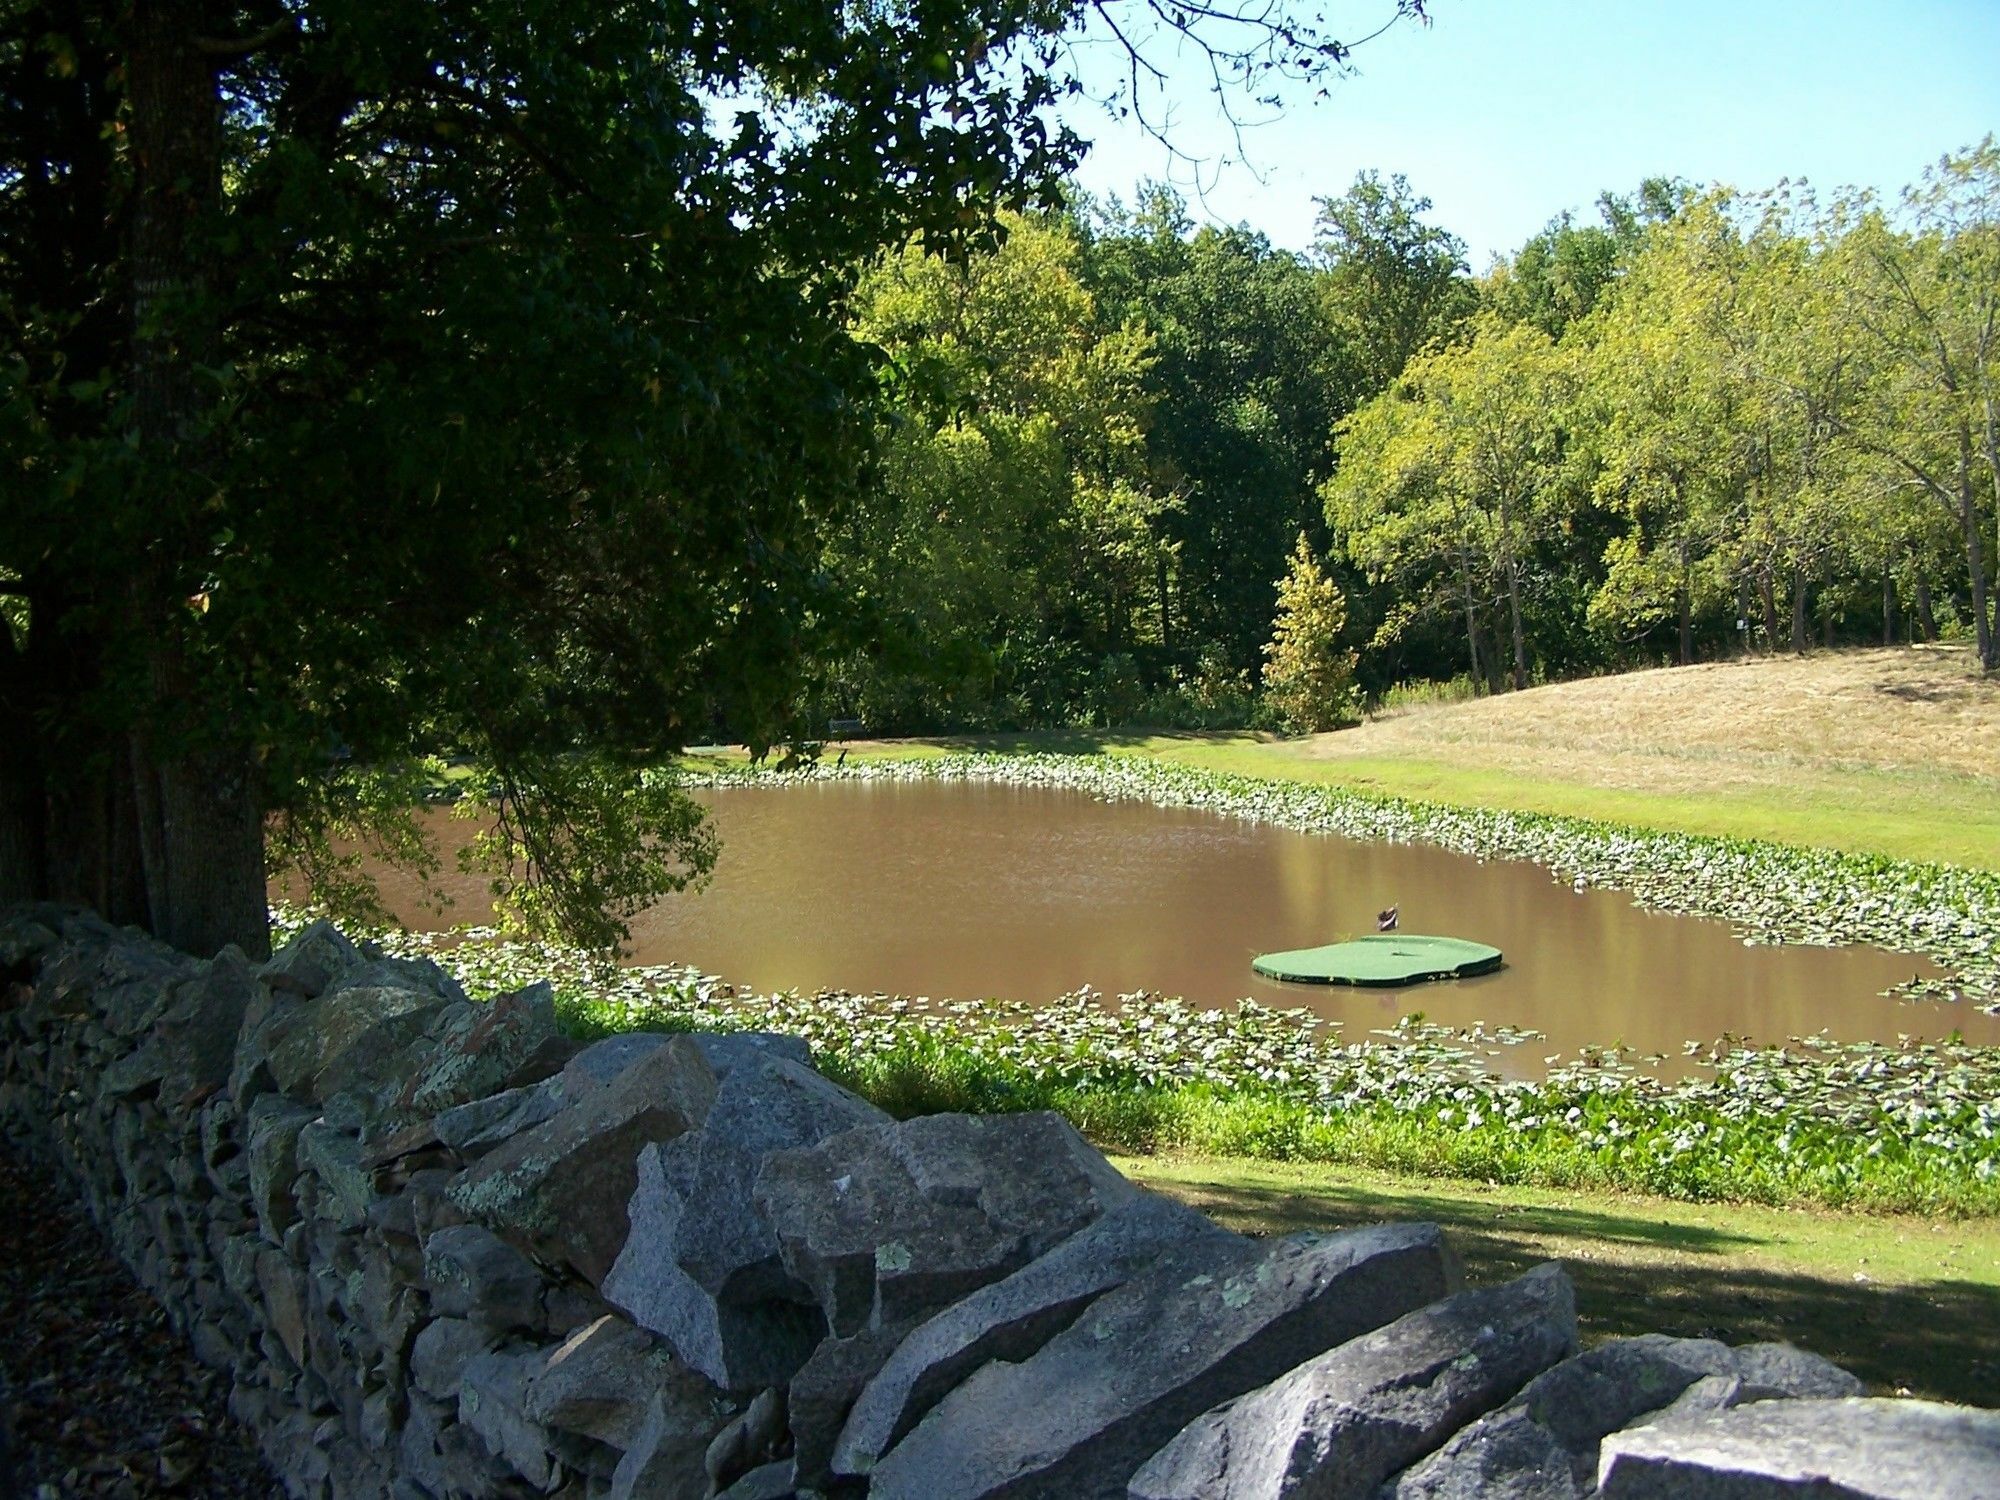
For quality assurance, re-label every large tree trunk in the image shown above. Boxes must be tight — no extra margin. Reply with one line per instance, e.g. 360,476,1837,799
1882,557,1896,646
1790,566,1808,654
124,1,269,957
43,747,152,928
1,595,154,925
129,729,270,958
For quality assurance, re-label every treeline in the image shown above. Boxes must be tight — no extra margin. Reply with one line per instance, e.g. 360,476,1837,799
818,141,2000,734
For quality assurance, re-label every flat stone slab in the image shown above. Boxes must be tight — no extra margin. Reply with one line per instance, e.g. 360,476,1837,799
260,919,362,999
757,1110,1139,1338
1390,1334,1864,1499
836,1192,1229,1477
1130,1262,1577,1500
422,1224,544,1331
1596,1397,2000,1499
790,1324,908,1491
448,1035,729,1282
669,1053,890,1303
1252,935,1501,988
434,1076,573,1157
398,983,572,1118
868,1221,1460,1500
712,1461,798,1500
266,986,443,1102
601,1045,885,1391
524,1315,730,1454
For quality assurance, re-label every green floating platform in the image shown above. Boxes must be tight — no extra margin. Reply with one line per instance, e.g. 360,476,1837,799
1252,934,1503,988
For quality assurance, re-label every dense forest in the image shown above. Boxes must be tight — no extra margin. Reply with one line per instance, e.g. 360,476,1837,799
821,144,2000,734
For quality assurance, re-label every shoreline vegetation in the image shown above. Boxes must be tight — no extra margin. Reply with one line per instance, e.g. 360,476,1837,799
681,752,2000,1013
801,647,2000,874
300,749,2000,1218
344,913,2000,1217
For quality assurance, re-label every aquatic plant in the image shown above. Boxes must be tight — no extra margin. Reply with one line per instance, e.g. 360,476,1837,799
275,907,2000,1216
676,752,2000,1014
271,749,2000,1214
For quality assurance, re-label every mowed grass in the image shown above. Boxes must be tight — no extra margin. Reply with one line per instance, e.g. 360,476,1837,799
1119,1153,2000,1406
830,646,2000,870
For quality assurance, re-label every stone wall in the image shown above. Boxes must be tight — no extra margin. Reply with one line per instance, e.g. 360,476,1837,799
1,904,1995,1500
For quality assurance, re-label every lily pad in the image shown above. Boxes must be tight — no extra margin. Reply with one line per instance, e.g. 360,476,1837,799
1252,934,1502,987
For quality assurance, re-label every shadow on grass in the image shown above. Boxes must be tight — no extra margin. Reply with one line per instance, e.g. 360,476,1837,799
1156,1177,2000,1407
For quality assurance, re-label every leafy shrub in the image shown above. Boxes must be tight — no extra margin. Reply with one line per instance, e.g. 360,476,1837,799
1262,534,1360,732
1369,673,1482,716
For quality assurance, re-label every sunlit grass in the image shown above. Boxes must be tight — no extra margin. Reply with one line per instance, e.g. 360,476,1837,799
1119,1153,2000,1404
836,732,2000,873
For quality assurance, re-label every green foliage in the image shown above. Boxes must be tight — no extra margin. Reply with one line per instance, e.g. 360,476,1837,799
0,0,1107,942
1085,188,1351,676
1828,139,2000,668
830,209,1176,731
1326,314,1574,690
1314,171,1477,395
1261,534,1359,731
265,758,447,935
1483,180,1681,337
465,758,718,954
336,915,2000,1216
1138,642,1261,729
1322,146,1999,688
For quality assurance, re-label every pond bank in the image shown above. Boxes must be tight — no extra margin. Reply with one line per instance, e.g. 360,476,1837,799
295,750,2000,1218
827,647,2000,872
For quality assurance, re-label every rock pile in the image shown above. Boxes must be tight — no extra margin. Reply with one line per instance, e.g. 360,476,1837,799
2,904,1996,1500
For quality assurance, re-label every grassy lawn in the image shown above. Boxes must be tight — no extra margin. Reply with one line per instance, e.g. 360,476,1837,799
1119,1153,2000,1406
818,647,2000,870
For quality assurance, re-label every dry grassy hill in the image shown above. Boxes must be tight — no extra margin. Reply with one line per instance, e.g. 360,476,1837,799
1317,646,1999,792
944,646,2000,869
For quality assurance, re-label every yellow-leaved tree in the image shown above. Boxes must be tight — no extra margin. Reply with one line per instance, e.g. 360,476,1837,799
1261,534,1360,732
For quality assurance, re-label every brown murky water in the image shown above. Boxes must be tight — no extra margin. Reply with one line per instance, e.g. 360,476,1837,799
323,781,1997,1070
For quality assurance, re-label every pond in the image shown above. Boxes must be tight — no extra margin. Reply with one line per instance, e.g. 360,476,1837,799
333,780,1998,1072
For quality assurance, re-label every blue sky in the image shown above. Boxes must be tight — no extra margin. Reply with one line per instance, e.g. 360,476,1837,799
1056,0,2000,266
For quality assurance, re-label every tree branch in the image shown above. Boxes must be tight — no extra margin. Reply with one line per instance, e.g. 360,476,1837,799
195,17,299,60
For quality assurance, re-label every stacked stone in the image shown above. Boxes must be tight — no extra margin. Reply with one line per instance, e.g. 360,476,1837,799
1,905,1995,1500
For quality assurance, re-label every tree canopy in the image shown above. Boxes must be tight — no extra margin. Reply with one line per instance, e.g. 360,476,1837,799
1,0,1430,954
